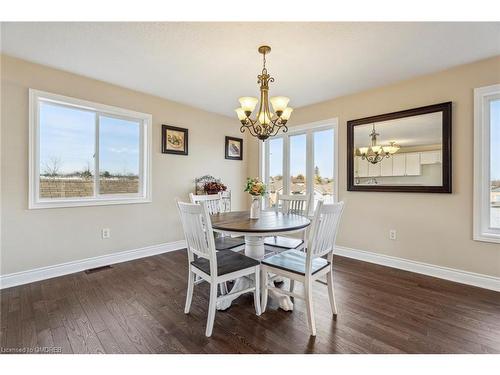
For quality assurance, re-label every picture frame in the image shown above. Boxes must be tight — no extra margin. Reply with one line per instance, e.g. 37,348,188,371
225,136,243,160
162,125,188,155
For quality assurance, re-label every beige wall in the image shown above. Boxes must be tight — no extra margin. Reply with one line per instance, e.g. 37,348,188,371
249,56,500,277
1,55,248,275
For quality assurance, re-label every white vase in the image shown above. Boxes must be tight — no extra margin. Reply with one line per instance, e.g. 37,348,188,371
250,196,261,219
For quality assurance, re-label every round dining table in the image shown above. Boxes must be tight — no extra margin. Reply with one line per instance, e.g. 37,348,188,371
211,210,311,311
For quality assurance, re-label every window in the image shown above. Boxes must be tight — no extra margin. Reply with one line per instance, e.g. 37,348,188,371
267,137,284,207
262,120,338,211
30,89,152,208
474,84,500,243
289,133,307,196
313,128,335,205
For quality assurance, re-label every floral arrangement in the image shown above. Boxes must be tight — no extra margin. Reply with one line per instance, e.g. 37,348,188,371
203,181,227,195
244,177,266,197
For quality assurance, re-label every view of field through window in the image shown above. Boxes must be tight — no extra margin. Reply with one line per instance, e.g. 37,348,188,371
39,102,141,199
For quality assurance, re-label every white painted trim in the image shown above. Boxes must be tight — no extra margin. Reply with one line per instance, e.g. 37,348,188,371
0,240,186,289
334,246,500,292
473,84,500,244
28,89,153,209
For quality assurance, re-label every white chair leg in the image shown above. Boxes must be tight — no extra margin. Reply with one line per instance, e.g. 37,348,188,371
254,266,261,316
261,267,269,313
327,270,338,316
184,269,195,314
219,282,228,295
289,279,295,294
304,277,316,336
206,281,218,337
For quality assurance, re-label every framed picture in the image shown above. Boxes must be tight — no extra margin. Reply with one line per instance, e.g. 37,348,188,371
225,136,243,160
162,125,188,155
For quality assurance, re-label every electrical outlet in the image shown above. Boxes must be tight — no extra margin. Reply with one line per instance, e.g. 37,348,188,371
101,228,111,239
389,229,397,240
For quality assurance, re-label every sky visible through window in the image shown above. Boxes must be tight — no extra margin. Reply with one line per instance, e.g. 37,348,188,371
269,138,283,177
290,134,307,177
99,115,140,176
314,129,334,179
491,99,500,181
39,102,140,176
269,130,334,178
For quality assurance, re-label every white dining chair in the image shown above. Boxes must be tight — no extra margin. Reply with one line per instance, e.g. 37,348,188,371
260,200,345,336
176,200,261,337
189,193,245,252
264,193,310,252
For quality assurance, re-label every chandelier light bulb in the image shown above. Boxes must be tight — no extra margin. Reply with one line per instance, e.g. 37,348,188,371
270,96,290,114
238,97,258,114
258,111,273,125
281,107,293,121
359,147,369,155
387,142,400,154
371,145,382,154
235,108,247,121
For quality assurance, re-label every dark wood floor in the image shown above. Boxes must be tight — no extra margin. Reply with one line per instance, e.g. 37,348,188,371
1,249,499,354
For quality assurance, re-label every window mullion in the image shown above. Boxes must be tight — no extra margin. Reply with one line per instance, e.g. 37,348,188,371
283,135,290,195
306,130,314,209
94,113,100,198
140,121,145,198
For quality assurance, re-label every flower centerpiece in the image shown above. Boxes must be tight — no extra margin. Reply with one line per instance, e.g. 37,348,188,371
203,181,227,195
244,177,266,219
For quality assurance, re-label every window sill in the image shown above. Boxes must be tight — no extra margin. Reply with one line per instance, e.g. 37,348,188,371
28,197,152,209
473,233,500,244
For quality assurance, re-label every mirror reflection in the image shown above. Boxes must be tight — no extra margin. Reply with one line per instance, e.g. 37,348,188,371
353,112,443,186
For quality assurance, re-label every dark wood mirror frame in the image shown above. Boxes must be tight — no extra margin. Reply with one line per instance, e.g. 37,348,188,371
347,102,452,193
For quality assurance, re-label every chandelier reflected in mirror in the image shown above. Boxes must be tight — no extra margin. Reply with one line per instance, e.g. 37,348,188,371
358,123,400,164
235,46,293,141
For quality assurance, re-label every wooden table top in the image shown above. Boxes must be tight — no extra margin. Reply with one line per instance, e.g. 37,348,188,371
211,211,310,234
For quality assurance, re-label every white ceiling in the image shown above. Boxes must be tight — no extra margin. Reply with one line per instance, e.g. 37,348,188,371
1,22,499,117
354,112,442,147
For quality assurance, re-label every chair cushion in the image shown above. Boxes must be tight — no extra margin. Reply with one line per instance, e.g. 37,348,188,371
263,236,303,249
261,249,329,275
191,251,260,276
214,236,245,251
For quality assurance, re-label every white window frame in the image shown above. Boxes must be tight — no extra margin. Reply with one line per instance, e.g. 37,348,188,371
260,118,339,210
29,89,152,209
473,84,500,243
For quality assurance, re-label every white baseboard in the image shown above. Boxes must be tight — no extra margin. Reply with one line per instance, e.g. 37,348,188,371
0,240,186,290
2,241,498,292
334,246,500,292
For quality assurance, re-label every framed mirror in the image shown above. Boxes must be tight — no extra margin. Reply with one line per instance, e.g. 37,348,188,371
347,102,452,193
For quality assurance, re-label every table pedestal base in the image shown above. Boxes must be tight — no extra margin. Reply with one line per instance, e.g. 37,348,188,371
216,235,294,311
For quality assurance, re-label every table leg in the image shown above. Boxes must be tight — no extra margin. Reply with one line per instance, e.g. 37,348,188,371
217,235,294,311
244,236,265,259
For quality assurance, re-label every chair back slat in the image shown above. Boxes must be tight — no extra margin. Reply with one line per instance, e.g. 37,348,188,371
176,200,217,263
189,192,223,214
275,193,309,216
307,201,345,259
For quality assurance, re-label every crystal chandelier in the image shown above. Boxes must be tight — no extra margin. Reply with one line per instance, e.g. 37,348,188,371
235,46,293,141
358,124,400,164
